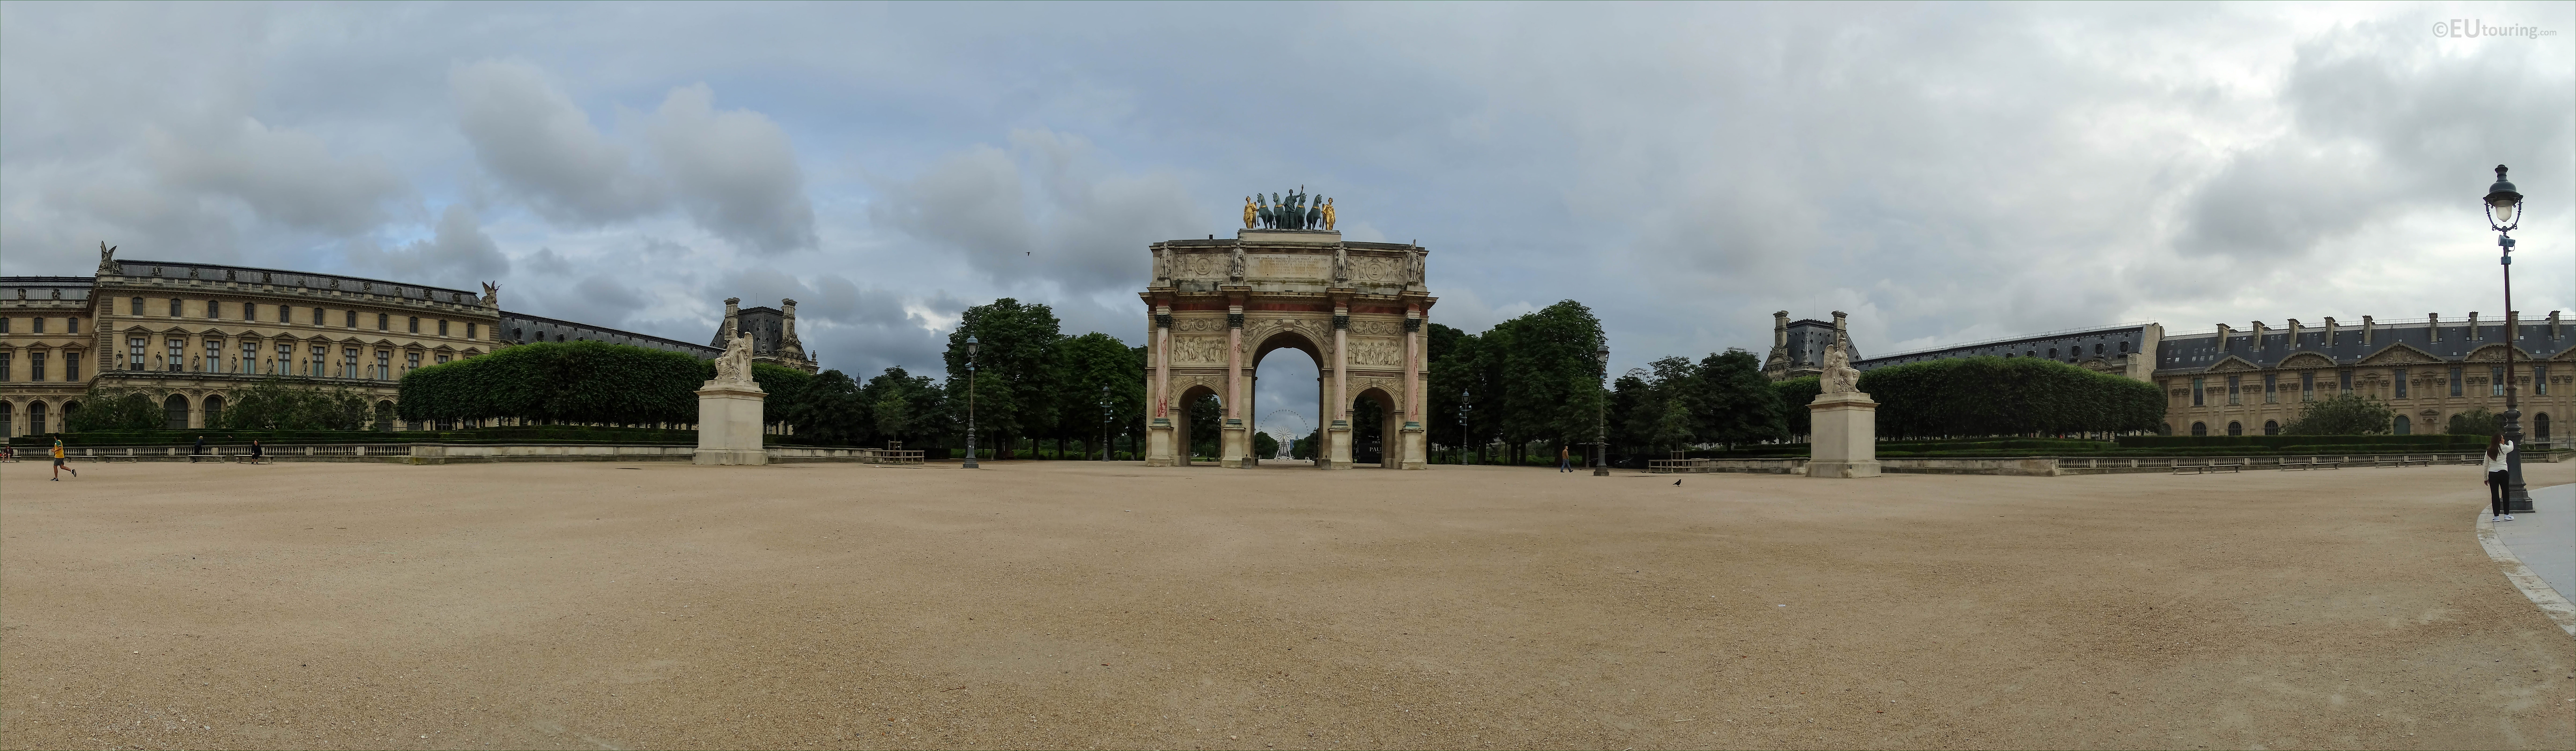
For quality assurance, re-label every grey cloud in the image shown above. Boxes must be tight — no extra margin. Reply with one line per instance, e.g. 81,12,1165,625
649,85,818,254
145,116,409,235
451,60,665,225
873,130,1201,296
345,203,511,286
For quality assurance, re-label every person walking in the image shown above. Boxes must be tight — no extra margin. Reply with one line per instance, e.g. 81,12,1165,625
50,439,76,480
192,435,207,463
1558,444,1572,472
2485,434,2516,521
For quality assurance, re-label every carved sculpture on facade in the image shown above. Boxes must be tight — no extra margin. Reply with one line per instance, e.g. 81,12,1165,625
1153,246,1169,283
1822,333,1861,394
479,282,500,308
1331,245,1350,284
1229,245,1247,281
1404,245,1424,286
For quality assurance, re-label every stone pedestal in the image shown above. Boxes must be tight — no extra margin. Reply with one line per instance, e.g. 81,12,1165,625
1399,422,1427,470
1144,419,1176,467
1221,419,1250,468
694,381,769,465
1327,420,1354,470
1807,391,1881,478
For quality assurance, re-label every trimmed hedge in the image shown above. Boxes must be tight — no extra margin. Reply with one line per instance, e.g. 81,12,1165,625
398,341,711,425
49,426,700,446
2115,434,2486,449
1858,356,2164,439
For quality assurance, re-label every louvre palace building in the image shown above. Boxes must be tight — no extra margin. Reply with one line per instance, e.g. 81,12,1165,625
0,250,814,437
1766,310,2574,443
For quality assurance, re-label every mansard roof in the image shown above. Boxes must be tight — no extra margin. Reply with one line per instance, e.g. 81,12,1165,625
2155,318,2571,376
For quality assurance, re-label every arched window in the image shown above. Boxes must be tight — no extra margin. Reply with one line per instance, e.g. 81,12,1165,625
27,401,45,435
374,401,395,432
2227,421,2243,436
202,395,224,428
1,401,13,437
2393,415,2411,435
2191,421,2207,436
2536,413,2551,443
164,394,190,430
2262,420,2278,435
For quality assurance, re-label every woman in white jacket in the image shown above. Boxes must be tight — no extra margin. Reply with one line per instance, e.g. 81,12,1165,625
2484,435,2516,521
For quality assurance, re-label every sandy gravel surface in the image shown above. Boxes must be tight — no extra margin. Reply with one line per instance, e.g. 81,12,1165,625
2,459,2570,750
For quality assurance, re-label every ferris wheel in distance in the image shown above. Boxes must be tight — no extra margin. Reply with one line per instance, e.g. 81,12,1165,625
1260,409,1310,458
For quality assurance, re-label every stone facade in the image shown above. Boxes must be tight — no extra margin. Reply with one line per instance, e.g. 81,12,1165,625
2,255,801,438
1,260,499,436
1140,229,1435,469
1765,310,2572,443
2154,313,2574,441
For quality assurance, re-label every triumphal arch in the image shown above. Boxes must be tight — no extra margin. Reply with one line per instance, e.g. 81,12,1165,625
1141,193,1434,469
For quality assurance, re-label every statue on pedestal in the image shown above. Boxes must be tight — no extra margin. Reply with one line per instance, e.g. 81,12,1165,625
1331,245,1350,284
1823,333,1861,394
712,333,759,386
479,282,501,308
1322,198,1336,231
1243,196,1258,229
97,242,119,275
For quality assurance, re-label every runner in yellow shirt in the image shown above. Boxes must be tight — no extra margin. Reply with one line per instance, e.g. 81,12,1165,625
51,439,77,481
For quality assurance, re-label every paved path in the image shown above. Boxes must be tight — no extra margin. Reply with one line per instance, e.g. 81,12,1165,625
2498,482,2575,604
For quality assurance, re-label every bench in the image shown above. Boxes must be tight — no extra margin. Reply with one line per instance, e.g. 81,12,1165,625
2373,456,2432,468
85,455,141,463
2279,460,2339,471
227,455,274,465
2172,463,2242,475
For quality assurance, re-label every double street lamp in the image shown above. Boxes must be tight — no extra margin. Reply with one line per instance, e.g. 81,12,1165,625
2484,165,2532,513
962,335,979,469
1458,388,1471,465
1100,385,1112,461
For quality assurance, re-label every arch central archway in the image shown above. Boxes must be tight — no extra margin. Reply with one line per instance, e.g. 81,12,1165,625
1139,226,1436,469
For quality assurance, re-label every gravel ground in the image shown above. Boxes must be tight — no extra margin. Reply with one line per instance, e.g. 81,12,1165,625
2,459,2570,750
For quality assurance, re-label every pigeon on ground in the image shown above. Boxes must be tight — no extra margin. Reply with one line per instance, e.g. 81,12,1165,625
1674,479,1682,485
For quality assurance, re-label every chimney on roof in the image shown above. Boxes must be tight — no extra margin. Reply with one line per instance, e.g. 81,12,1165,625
1773,311,1789,349
2216,323,2232,351
2323,317,2339,346
2467,312,2481,340
2286,319,2302,349
2551,311,2563,340
722,297,742,340
2362,315,2376,345
2427,313,2441,342
2251,320,2268,352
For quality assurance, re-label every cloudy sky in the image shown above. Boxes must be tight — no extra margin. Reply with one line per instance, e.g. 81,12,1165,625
4,2,2569,435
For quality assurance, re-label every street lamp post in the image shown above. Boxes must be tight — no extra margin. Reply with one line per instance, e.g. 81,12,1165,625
1100,385,1112,461
1593,341,1610,476
963,335,979,469
2484,165,2532,513
1458,388,1471,465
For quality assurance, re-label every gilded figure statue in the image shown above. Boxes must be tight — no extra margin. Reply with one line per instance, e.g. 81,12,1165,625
1321,198,1336,231
1243,196,1258,229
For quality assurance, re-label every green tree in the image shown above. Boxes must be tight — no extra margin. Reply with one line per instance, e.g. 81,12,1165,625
1691,348,1786,447
64,385,163,431
1254,431,1280,458
2282,392,2397,435
396,341,706,426
774,368,867,445
945,299,1062,459
2446,408,2501,437
1857,356,2162,438
1053,331,1144,459
861,367,947,446
1489,301,1607,464
1773,376,1821,439
224,377,372,430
